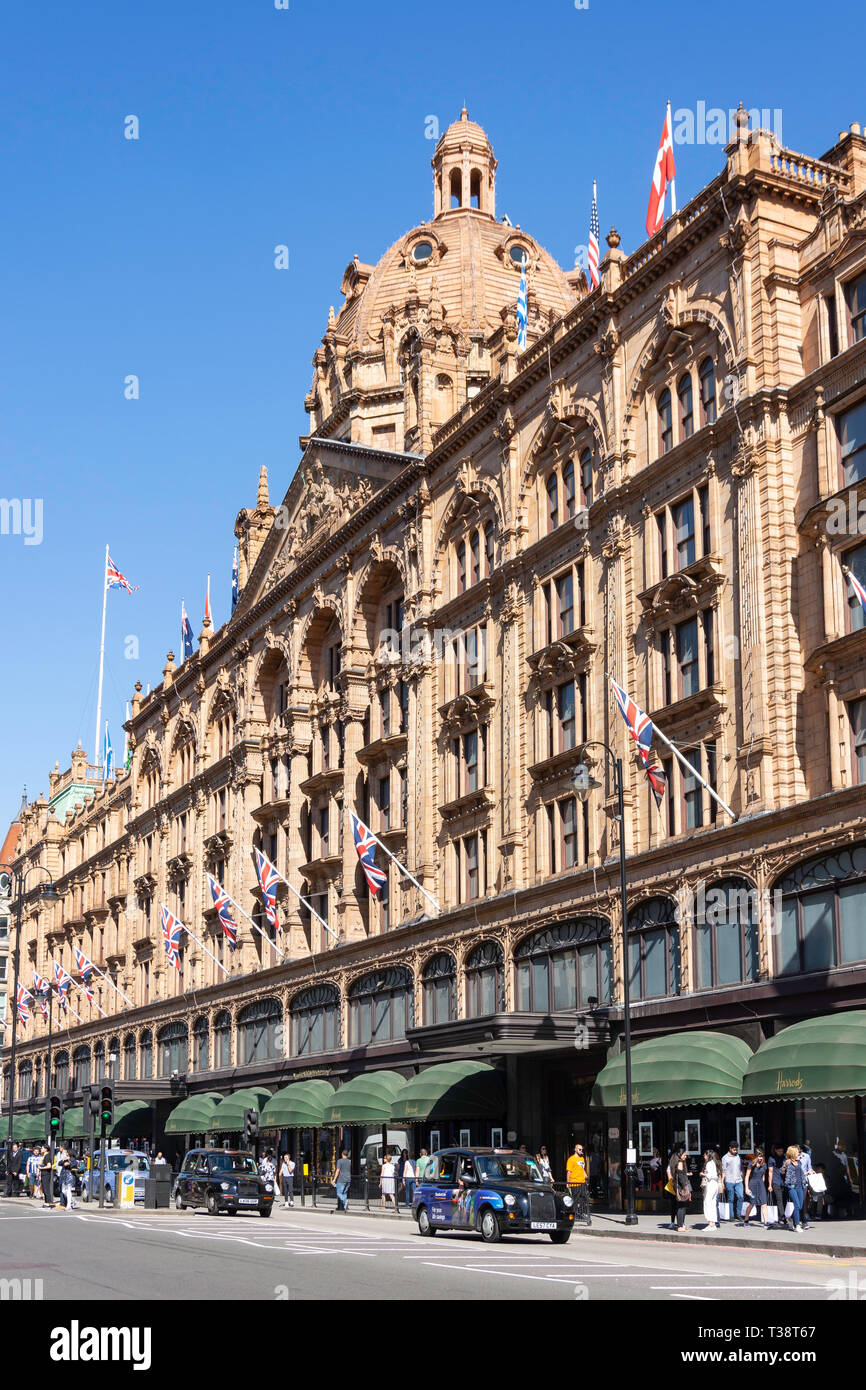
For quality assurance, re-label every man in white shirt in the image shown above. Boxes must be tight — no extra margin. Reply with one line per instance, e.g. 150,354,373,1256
721,1142,744,1223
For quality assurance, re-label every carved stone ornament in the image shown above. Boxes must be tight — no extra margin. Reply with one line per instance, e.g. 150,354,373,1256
594,322,620,361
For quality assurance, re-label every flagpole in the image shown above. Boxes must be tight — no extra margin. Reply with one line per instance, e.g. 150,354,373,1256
208,876,289,960
173,915,230,976
86,961,134,1008
123,702,129,770
358,819,442,915
644,720,736,821
94,544,109,768
279,876,337,940
70,977,108,1018
667,100,677,213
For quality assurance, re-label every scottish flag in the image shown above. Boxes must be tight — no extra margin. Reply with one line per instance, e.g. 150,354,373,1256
516,257,528,350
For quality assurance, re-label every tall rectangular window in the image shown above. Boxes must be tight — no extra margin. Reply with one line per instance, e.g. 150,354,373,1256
847,273,866,345
703,608,715,685
546,472,559,532
470,530,481,585
556,571,574,636
676,618,699,697
560,797,578,868
563,459,575,519
851,699,866,784
558,680,575,750
840,399,866,486
378,776,390,832
674,497,696,570
465,835,479,900
683,748,702,829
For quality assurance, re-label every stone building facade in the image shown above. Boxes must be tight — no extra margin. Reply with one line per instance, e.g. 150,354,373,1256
6,109,866,1176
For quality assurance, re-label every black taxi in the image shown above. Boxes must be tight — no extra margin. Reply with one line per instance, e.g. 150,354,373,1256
413,1147,574,1243
173,1148,275,1217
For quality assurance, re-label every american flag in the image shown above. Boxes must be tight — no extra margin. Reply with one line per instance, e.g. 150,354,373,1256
161,905,184,971
253,848,282,932
843,564,866,615
16,983,33,1026
587,182,599,290
610,677,667,812
350,810,387,896
74,946,96,1001
516,256,528,350
106,554,137,593
33,971,50,1018
207,872,238,947
53,960,73,1011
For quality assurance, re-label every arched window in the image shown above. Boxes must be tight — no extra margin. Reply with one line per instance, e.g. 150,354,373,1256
546,470,559,532
450,168,462,208
678,373,694,439
107,1037,119,1079
348,966,414,1046
123,1034,136,1081
93,1040,105,1081
73,1046,91,1089
237,999,282,1065
579,448,593,509
140,1030,152,1080
484,521,495,576
465,940,504,1018
469,168,481,208
773,843,866,975
422,953,456,1026
562,458,575,520
515,918,612,1012
457,539,467,594
291,984,340,1056
694,877,760,989
432,373,453,425
214,1010,232,1069
699,357,716,426
658,388,673,454
627,898,681,999
54,1050,69,1092
193,1016,209,1071
158,1022,188,1076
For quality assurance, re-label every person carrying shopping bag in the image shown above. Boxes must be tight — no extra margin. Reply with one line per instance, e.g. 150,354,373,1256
780,1145,808,1231
700,1147,721,1230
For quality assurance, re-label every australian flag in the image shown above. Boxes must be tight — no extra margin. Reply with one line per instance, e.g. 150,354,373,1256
33,971,50,1019
253,848,282,932
207,872,238,948
610,677,667,812
53,961,73,1012
74,945,96,1001
161,905,184,971
181,600,194,660
350,810,387,896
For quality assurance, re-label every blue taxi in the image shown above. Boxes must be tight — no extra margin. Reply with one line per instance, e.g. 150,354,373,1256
413,1147,574,1244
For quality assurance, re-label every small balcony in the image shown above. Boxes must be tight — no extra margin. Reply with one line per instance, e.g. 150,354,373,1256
299,768,344,798
356,732,407,765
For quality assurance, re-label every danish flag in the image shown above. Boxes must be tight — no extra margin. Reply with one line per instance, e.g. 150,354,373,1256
53,960,73,1011
74,945,95,1001
207,872,238,947
16,983,33,1026
161,905,184,971
350,811,387,897
253,848,282,932
646,102,677,238
610,677,667,812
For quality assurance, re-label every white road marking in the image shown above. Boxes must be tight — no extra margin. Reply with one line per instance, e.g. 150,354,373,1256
670,1293,715,1300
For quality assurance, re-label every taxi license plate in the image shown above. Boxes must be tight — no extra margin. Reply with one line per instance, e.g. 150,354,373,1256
531,1221,556,1230
238,1198,258,1205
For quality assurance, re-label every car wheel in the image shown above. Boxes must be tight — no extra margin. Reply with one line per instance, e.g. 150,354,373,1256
206,1191,219,1216
175,1191,185,1211
549,1230,571,1244
478,1207,501,1244
260,1205,272,1218
417,1206,436,1237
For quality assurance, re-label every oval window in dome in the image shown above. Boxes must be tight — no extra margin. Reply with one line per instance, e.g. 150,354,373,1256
412,241,434,263
509,244,528,266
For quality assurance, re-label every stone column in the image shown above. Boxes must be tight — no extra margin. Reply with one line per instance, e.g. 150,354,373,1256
818,536,840,643
338,708,367,942
285,714,313,958
823,676,844,790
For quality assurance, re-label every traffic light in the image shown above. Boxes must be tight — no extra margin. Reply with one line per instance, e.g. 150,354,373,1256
88,1086,101,1120
100,1084,114,1129
46,1094,63,1142
242,1108,259,1149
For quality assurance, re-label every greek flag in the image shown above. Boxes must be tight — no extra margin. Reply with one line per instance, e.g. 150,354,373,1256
103,723,113,780
516,258,528,350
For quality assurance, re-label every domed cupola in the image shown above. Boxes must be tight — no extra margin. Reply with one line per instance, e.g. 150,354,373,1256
432,108,497,218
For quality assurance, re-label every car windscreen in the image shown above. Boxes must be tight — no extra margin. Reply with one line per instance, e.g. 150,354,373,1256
208,1154,258,1176
475,1156,544,1183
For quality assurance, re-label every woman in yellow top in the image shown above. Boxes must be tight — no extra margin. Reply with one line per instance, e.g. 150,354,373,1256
566,1144,588,1192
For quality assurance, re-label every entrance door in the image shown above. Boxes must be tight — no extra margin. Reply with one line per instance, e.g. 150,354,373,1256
569,1115,608,1203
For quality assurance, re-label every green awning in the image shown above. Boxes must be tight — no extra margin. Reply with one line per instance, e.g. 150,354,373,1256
260,1080,335,1129
323,1071,407,1126
110,1102,153,1141
61,1106,86,1141
390,1062,505,1123
12,1113,45,1142
210,1087,273,1132
592,1031,753,1109
743,1011,866,1100
165,1091,225,1135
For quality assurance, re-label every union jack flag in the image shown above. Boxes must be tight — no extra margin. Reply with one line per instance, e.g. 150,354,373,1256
350,810,387,896
53,960,73,1011
16,983,33,1026
610,677,667,812
74,945,95,1001
587,182,600,290
207,872,238,947
106,554,138,593
253,848,282,932
161,905,184,971
843,564,866,615
33,971,50,1018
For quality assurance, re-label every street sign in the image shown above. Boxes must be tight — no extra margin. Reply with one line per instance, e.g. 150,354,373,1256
119,1171,135,1208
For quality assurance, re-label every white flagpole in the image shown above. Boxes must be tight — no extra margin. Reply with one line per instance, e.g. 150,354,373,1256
171,912,230,977
667,100,677,214
280,876,337,941
87,961,134,1008
94,544,109,768
354,815,441,915
208,875,289,959
70,977,107,1018
647,721,736,820
123,701,129,771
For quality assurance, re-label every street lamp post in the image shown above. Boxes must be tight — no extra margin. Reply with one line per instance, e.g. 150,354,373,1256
2,864,59,1194
573,742,638,1226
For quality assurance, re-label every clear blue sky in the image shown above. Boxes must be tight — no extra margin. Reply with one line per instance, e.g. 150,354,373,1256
0,0,860,819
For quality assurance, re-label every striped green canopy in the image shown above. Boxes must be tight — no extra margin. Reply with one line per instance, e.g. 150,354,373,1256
592,1031,753,1109
210,1087,273,1132
260,1080,335,1128
743,1011,866,1100
165,1091,225,1135
390,1062,505,1123
323,1071,407,1126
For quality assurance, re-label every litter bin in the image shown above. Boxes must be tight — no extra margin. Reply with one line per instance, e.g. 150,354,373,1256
144,1170,173,1210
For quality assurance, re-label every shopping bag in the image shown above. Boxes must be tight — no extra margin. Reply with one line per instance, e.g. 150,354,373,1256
717,1201,730,1221
765,1203,779,1224
808,1172,827,1194
784,1200,794,1219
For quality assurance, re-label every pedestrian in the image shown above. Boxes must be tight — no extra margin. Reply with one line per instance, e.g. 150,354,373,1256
401,1152,416,1208
380,1152,397,1211
700,1147,721,1230
152,1151,167,1166
780,1144,807,1231
798,1142,813,1221
536,1145,552,1181
416,1147,429,1182
671,1147,692,1232
808,1163,828,1220
827,1140,856,1218
649,1148,663,1192
332,1148,351,1213
742,1149,769,1227
664,1144,683,1228
260,1150,275,1185
6,1142,23,1197
279,1152,295,1208
38,1146,55,1208
394,1147,406,1205
26,1145,41,1198
58,1146,77,1210
721,1140,744,1224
